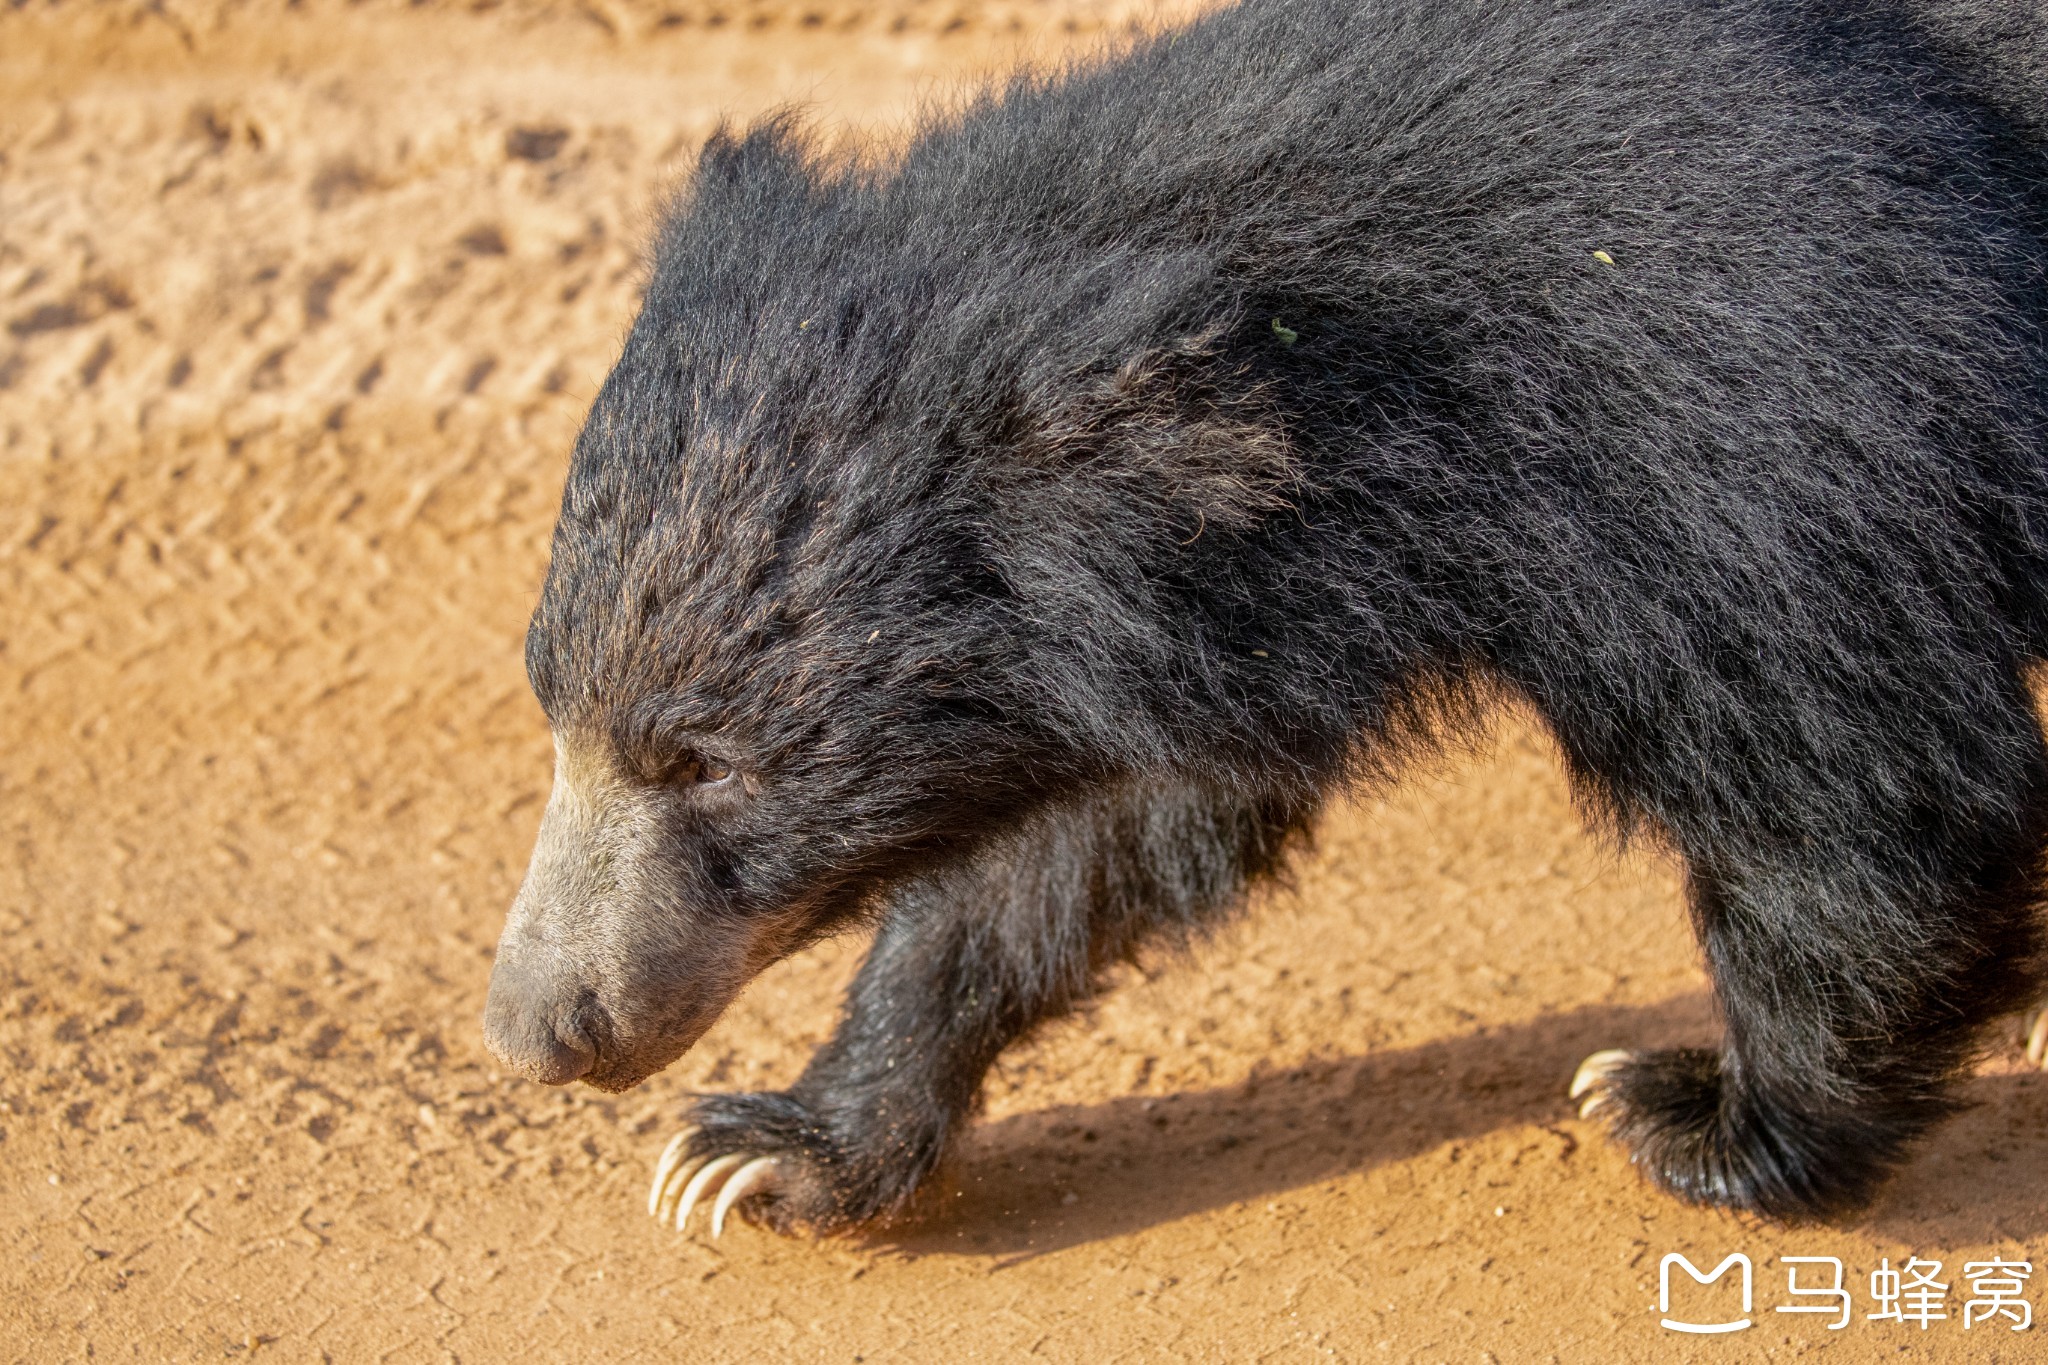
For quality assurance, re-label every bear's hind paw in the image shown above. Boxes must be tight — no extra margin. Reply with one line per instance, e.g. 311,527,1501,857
2024,1004,2048,1069
647,1128,783,1237
1568,1048,1635,1118
1563,1045,1923,1221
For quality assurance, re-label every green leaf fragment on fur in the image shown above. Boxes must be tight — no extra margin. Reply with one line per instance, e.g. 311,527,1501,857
1270,317,1299,346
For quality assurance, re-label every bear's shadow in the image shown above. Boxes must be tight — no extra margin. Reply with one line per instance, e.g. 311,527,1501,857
875,995,2048,1258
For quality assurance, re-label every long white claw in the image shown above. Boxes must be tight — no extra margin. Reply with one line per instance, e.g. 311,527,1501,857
648,1128,698,1217
1570,1048,1634,1118
711,1156,780,1239
675,1153,746,1232
655,1153,712,1226
2027,1010,2048,1068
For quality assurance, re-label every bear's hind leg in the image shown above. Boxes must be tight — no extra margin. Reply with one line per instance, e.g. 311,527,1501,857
1573,815,2048,1220
648,780,1317,1236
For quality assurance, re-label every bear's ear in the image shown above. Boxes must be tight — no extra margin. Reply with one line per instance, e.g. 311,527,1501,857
1022,321,1301,533
659,112,823,255
692,112,817,197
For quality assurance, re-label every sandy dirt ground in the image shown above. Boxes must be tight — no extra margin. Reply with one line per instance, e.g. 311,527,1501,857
5,2,2048,1360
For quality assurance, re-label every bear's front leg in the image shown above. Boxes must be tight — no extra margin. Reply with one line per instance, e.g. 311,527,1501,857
647,780,1316,1236
647,898,1019,1238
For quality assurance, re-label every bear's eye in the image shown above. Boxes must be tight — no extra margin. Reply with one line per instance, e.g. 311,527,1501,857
668,751,733,788
634,744,736,790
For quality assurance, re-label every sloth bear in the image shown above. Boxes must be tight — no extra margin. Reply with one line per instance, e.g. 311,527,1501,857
482,0,2048,1234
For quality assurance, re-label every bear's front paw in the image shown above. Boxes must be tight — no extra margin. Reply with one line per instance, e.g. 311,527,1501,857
646,1090,933,1237
648,1132,784,1237
1567,1046,1902,1223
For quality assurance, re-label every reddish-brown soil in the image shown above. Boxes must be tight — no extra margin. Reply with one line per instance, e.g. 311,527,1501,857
5,3,2046,1360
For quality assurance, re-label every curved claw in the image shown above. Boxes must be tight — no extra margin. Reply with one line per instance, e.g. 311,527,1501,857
1570,1048,1634,1118
675,1153,747,1232
711,1156,781,1238
647,1127,699,1217
2026,1009,2048,1069
654,1152,713,1226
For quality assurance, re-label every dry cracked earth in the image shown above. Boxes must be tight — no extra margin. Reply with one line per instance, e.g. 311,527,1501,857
4,2,2048,1360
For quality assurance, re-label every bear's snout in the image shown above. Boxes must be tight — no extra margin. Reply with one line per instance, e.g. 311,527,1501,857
482,944,601,1085
482,732,768,1092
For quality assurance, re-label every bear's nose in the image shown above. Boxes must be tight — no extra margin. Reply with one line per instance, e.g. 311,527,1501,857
482,947,597,1085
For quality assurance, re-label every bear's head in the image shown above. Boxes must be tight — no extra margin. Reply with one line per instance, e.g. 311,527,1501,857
481,121,1301,1090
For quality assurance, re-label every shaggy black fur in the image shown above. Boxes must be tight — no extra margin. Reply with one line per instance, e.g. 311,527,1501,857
505,0,2048,1229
